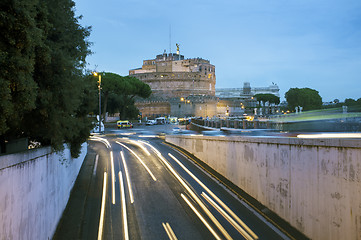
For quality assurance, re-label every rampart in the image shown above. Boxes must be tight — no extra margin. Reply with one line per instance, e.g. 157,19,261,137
165,135,361,240
0,143,87,239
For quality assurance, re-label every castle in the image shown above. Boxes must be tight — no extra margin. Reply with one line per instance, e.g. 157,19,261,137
129,48,218,118
129,47,280,118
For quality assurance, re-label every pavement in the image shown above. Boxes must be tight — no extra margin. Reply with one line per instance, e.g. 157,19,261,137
53,146,97,240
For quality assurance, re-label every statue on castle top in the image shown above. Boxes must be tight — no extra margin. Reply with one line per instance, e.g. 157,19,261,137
176,43,180,54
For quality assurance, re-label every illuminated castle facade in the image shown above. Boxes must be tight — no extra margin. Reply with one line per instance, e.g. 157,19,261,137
129,49,218,118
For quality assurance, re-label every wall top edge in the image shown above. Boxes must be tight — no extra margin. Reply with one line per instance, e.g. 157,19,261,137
165,135,361,148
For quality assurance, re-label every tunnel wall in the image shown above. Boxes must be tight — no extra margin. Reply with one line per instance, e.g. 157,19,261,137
165,135,361,240
0,143,87,240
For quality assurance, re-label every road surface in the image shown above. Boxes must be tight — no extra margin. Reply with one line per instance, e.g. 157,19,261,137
54,124,305,240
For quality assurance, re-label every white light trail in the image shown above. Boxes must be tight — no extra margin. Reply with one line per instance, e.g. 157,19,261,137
202,192,254,240
120,151,134,203
89,136,111,148
110,151,116,205
119,171,129,240
181,194,221,240
97,172,108,240
93,154,99,176
297,133,361,139
162,222,178,240
129,139,151,156
168,153,258,240
141,143,232,239
116,141,157,181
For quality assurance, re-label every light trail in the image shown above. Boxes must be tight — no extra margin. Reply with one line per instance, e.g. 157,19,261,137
140,142,232,239
202,192,254,240
297,132,361,138
116,141,157,181
181,194,222,240
110,151,116,205
168,153,258,240
120,151,134,203
89,136,111,148
162,222,178,240
119,171,129,240
97,172,108,240
93,154,99,176
128,139,151,156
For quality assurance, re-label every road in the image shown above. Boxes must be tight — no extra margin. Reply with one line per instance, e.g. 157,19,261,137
54,124,297,240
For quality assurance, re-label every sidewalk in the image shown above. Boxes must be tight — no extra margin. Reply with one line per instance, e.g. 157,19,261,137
53,145,97,240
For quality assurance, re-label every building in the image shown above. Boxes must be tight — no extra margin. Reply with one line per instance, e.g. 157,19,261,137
215,82,280,116
129,48,218,118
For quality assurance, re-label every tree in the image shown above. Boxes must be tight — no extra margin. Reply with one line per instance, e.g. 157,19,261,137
95,73,151,120
285,87,322,111
253,93,280,115
0,0,40,137
0,0,93,157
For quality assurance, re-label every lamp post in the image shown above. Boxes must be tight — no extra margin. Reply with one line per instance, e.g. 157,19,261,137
93,72,102,133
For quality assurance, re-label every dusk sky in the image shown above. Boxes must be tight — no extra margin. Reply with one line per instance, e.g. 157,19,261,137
74,0,361,102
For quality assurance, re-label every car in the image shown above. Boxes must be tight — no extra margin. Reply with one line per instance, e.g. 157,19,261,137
117,120,133,129
146,120,156,125
172,127,182,134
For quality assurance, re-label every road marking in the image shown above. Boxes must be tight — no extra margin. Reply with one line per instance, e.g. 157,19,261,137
181,194,221,240
168,153,258,240
116,141,157,182
120,151,134,203
162,222,178,240
98,172,108,240
202,192,254,240
93,154,99,176
140,142,232,239
119,171,129,240
110,151,116,205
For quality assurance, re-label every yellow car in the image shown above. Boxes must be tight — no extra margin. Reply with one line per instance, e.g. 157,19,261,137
117,120,133,129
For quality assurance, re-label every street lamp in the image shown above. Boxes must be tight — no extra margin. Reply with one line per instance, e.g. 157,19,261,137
93,72,102,133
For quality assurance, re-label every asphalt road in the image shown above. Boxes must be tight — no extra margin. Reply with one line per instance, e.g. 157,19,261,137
53,124,300,240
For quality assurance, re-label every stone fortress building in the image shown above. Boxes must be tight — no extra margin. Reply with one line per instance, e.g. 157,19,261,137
129,46,280,118
129,46,218,118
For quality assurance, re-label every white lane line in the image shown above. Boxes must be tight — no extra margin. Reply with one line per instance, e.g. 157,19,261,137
98,172,108,240
168,153,258,240
93,154,99,176
162,222,178,240
181,194,222,240
120,151,134,203
119,171,129,240
202,192,254,240
116,141,157,182
110,151,116,205
140,143,232,239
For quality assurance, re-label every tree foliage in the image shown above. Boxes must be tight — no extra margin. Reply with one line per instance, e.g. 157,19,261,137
95,73,151,119
253,93,280,106
0,0,93,157
285,87,322,111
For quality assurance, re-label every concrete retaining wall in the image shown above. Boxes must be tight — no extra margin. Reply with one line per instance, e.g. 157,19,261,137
0,143,87,240
165,135,361,240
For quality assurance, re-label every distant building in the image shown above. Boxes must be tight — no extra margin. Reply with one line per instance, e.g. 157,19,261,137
129,49,218,118
215,82,280,116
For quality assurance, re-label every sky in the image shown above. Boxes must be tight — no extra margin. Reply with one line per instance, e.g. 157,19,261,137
74,0,361,102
